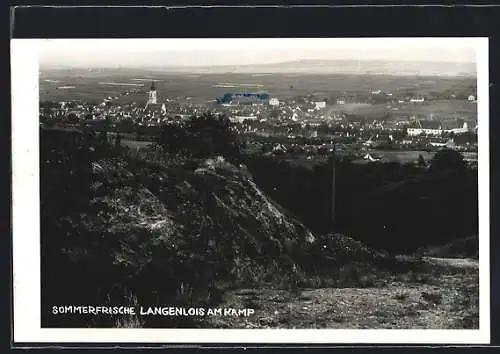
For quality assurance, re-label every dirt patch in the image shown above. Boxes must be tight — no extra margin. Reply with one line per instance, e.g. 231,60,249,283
201,257,479,329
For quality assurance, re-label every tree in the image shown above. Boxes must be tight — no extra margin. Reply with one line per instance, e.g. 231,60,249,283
157,123,188,155
115,133,122,147
269,109,280,119
100,131,108,145
117,118,135,132
157,114,243,162
66,113,79,123
417,154,426,168
186,114,243,162
429,148,467,172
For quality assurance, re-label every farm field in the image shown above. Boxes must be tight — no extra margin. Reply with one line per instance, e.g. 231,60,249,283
328,100,477,120
39,70,476,106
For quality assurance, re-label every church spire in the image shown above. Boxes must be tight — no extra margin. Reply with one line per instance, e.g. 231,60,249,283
147,81,158,104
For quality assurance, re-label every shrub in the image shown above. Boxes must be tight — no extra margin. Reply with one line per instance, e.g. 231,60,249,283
429,148,467,172
157,114,244,163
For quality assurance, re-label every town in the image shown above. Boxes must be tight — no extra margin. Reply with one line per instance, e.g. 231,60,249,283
40,79,478,168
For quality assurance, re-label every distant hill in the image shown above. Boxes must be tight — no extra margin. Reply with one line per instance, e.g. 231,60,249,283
169,60,477,77
41,59,477,78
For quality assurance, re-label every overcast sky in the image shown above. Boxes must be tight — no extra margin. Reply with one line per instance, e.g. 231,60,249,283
39,38,480,68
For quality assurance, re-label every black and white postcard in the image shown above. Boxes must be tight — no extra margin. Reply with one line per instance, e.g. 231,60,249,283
11,37,490,344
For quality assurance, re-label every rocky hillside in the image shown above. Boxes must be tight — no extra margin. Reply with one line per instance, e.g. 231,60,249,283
41,136,321,326
90,154,317,286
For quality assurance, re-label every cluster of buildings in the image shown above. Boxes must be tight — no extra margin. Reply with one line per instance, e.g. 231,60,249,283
406,119,470,136
40,80,478,158
40,82,211,126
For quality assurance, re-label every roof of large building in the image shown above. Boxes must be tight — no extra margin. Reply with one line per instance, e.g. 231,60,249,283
420,120,442,130
144,103,165,112
408,120,442,130
441,119,466,130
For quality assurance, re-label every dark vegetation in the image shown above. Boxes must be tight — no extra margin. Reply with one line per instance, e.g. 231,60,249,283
155,115,244,164
423,235,479,259
41,113,478,328
243,148,477,254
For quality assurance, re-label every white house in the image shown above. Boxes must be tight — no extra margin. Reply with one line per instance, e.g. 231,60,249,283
269,98,280,106
408,119,469,136
442,121,469,134
230,116,258,124
430,139,455,148
272,144,287,153
314,101,326,110
407,120,442,136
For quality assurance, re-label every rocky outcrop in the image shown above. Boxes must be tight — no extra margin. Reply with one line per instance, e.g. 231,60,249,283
45,152,318,315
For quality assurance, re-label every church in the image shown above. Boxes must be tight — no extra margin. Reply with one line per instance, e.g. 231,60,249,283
144,81,167,117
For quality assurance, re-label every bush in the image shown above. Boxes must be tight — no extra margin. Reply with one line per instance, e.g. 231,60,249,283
244,153,478,254
429,148,467,172
157,114,243,163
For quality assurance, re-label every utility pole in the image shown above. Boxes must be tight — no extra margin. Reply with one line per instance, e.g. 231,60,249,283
331,143,336,235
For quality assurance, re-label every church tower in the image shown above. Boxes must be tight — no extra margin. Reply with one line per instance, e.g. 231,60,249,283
147,81,157,104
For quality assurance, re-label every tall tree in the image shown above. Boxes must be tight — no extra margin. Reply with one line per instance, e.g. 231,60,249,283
429,148,467,172
157,114,243,163
418,154,427,168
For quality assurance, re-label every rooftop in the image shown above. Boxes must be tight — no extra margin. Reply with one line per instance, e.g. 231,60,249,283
408,120,442,130
441,119,466,130
144,103,165,111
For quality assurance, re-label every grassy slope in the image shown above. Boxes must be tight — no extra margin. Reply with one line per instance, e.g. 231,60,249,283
202,257,479,329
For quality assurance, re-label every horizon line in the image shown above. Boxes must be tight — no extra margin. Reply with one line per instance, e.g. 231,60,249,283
39,58,477,71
